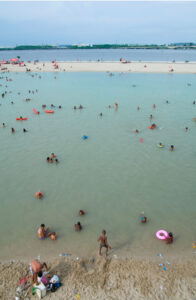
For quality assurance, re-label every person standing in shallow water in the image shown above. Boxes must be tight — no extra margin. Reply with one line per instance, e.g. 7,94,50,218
98,230,111,257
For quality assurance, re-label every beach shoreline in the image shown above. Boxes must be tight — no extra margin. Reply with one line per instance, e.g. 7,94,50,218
1,61,196,73
1,255,196,300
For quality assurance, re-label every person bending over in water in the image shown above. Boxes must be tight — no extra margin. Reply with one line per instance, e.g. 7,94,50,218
98,230,111,256
37,224,56,240
74,222,82,231
166,232,173,244
170,145,174,151
30,259,48,285
79,210,85,216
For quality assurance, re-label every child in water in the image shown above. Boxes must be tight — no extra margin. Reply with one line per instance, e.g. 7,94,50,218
140,212,147,223
97,230,111,256
166,232,173,244
75,222,82,231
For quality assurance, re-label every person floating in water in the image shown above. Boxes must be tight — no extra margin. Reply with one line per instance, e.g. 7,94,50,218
149,114,153,120
185,127,188,132
50,153,55,159
74,222,82,231
23,128,27,132
97,230,111,257
114,102,118,110
79,210,85,216
165,232,173,244
2,123,6,127
55,158,59,164
152,104,156,109
140,212,147,224
135,129,139,133
37,224,56,240
137,106,140,111
99,113,103,117
193,101,196,105
11,128,15,133
73,106,77,110
170,145,174,151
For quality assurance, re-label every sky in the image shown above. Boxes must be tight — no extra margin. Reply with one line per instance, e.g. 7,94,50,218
0,1,196,46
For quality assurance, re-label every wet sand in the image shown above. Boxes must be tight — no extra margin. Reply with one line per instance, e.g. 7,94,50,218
1,256,196,300
1,61,196,73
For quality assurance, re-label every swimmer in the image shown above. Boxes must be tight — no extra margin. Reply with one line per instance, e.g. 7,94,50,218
79,105,83,109
166,100,169,104
2,123,6,127
20,116,23,120
108,105,112,109
74,222,82,231
73,106,77,110
49,158,53,163
149,114,152,120
151,123,157,129
185,127,188,132
159,143,163,147
59,105,62,109
79,210,85,216
137,106,140,111
170,145,174,151
11,101,14,104
37,224,56,240
99,113,103,117
42,104,46,108
50,153,55,159
140,212,147,224
55,158,59,164
11,128,15,133
193,101,196,105
114,102,118,110
165,232,173,244
135,129,139,133
153,104,156,109
98,230,111,257
35,191,43,199
23,128,27,132
46,157,50,162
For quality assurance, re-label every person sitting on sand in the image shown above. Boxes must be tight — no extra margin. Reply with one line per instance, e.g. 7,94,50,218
30,259,48,285
37,224,56,240
11,128,15,133
170,145,174,151
74,222,82,231
50,153,55,159
97,230,111,257
165,232,173,244
79,210,85,216
23,128,27,132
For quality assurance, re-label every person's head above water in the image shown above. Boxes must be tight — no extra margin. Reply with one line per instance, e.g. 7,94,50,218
168,232,173,237
102,229,106,235
41,224,45,228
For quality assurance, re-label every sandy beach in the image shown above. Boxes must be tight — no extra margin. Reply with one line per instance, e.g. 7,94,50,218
1,256,196,300
1,61,196,73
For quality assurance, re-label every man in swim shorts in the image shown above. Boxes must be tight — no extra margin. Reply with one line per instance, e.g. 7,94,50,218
30,259,48,284
97,230,111,257
37,224,56,240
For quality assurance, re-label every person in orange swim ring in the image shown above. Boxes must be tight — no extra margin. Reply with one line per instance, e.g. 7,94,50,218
35,191,43,199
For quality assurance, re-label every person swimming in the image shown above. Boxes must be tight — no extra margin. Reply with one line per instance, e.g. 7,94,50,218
79,105,83,109
2,123,6,127
55,158,59,164
23,128,27,132
149,114,153,120
59,105,62,109
137,106,140,110
74,222,82,231
114,102,118,110
153,104,156,109
73,106,77,110
11,128,15,133
140,213,147,223
166,232,173,244
185,127,188,132
97,230,111,256
79,210,85,216
135,129,139,133
99,113,103,117
170,145,174,151
193,101,196,105
35,191,43,199
49,158,53,163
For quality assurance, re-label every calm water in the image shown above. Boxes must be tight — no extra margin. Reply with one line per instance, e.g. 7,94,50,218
0,72,196,261
1,49,196,62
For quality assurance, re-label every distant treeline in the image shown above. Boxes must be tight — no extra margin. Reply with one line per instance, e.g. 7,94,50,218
0,43,196,51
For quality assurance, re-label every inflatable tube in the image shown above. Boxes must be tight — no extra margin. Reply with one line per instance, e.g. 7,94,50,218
45,110,54,114
149,125,157,130
156,230,168,240
16,118,28,121
33,108,39,114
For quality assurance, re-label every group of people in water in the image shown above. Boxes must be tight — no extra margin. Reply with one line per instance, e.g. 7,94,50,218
46,153,59,164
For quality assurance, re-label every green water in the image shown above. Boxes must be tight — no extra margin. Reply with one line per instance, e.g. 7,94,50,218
0,72,196,261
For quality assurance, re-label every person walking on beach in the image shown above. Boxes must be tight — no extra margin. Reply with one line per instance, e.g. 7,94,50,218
98,230,111,257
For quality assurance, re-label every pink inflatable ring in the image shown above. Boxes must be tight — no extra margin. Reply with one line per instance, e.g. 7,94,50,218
156,230,168,240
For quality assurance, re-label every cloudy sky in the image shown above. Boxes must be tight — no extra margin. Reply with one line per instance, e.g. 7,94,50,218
0,1,196,46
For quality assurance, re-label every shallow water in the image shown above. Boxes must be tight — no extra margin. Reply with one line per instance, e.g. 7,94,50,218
0,72,196,261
